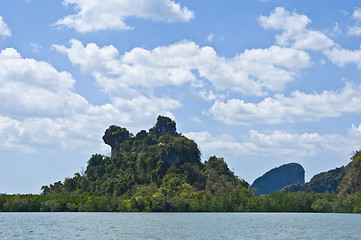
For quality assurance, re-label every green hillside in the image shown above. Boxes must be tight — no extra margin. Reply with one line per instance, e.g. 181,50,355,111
338,151,361,197
281,166,346,193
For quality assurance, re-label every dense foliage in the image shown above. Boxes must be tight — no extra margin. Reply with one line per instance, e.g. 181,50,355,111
282,166,346,193
1,191,361,213
338,151,361,197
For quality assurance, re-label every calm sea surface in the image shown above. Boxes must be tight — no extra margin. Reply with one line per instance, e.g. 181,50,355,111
0,212,360,240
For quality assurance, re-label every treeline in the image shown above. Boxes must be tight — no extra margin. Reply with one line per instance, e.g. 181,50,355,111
1,191,361,213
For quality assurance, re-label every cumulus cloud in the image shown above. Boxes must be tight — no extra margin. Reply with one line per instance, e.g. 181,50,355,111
54,0,194,32
111,96,181,124
54,39,310,96
260,7,361,70
260,7,335,50
0,47,182,153
185,131,254,157
0,116,34,153
0,48,78,117
186,126,361,159
324,47,361,68
208,82,361,125
0,47,111,151
235,46,310,91
0,16,11,37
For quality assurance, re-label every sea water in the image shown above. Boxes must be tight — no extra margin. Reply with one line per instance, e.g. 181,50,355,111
0,212,360,240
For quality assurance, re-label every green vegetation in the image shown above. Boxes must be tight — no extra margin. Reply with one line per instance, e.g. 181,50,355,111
282,166,346,193
1,116,361,213
1,191,361,213
338,151,361,197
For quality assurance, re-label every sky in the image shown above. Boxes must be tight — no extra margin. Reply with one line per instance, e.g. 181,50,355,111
1,0,361,194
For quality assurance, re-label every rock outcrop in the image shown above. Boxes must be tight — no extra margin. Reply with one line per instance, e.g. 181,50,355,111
250,163,305,195
149,115,176,139
103,116,178,158
102,125,130,157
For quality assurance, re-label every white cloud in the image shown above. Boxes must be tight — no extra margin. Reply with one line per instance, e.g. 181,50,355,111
0,16,11,37
347,8,361,36
0,47,182,154
260,7,335,50
235,46,310,91
186,126,361,159
260,7,361,70
324,47,361,68
53,40,119,73
208,82,361,125
323,8,361,68
323,8,361,69
347,26,361,36
352,8,361,21
198,90,225,102
246,130,322,156
54,39,310,96
185,131,254,157
0,48,78,117
0,116,34,153
0,47,112,152
111,96,181,124
54,0,194,33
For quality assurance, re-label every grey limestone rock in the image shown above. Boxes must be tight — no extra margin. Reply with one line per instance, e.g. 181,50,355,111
250,163,305,195
102,125,130,157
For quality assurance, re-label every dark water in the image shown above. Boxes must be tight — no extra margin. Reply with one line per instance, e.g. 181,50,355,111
0,212,360,239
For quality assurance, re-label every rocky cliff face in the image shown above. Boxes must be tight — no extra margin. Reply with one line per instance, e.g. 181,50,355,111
102,126,130,157
102,116,196,167
163,147,181,166
149,115,176,139
250,163,305,195
103,116,177,158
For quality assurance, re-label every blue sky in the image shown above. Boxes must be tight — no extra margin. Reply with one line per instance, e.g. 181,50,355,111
1,0,361,193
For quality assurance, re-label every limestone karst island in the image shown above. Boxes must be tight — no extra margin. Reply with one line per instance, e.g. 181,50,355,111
1,116,361,212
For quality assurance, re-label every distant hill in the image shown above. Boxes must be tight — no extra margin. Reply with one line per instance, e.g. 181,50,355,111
250,163,305,195
338,151,361,197
281,166,346,193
